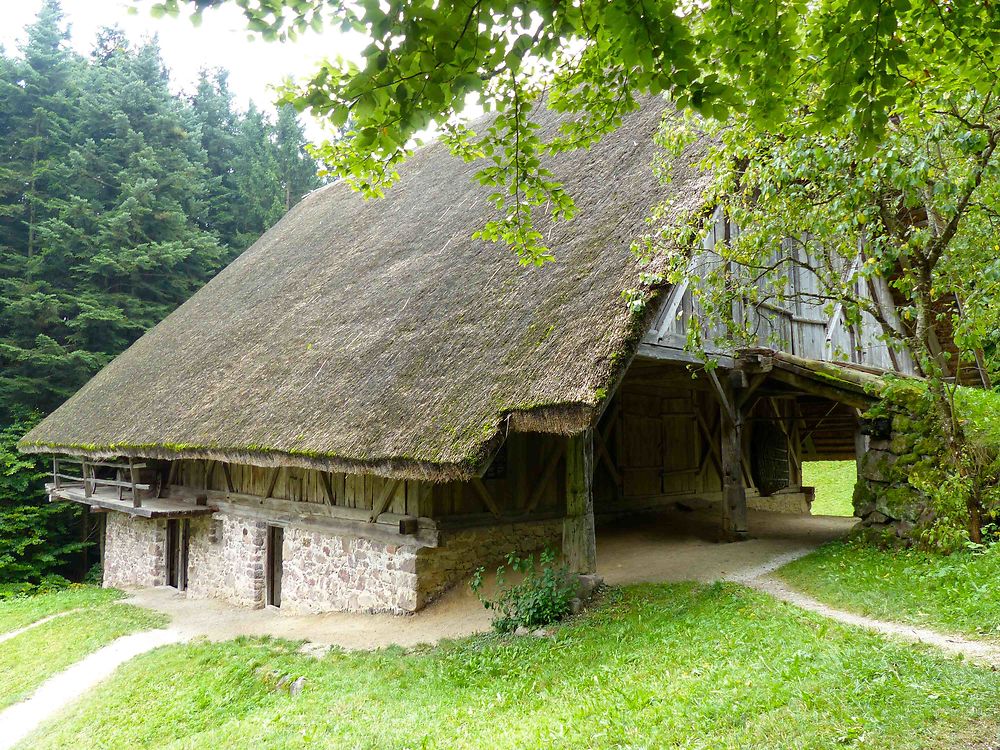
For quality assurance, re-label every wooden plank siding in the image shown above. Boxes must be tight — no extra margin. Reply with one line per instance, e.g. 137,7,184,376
168,430,566,523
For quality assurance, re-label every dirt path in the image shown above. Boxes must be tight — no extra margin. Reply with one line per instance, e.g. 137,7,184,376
127,508,855,649
729,548,1000,669
0,628,186,750
0,610,77,646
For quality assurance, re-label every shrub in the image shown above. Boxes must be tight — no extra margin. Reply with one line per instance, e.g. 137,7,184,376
470,548,578,634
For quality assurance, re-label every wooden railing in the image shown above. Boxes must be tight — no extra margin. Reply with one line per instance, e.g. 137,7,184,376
52,457,150,508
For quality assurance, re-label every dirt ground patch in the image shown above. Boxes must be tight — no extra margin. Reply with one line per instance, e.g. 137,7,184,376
124,505,854,649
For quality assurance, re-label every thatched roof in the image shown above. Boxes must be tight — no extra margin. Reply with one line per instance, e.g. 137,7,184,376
20,98,710,480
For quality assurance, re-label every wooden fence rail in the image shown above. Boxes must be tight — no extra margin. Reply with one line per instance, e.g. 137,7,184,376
52,457,150,508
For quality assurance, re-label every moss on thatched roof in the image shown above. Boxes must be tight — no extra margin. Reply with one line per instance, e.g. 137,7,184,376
19,99,709,480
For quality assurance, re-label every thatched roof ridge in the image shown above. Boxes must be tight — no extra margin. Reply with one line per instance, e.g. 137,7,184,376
20,98,710,480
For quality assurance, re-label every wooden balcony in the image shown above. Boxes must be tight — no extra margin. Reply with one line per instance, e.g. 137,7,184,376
48,457,216,519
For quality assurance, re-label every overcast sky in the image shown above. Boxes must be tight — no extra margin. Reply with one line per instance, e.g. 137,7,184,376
0,0,368,141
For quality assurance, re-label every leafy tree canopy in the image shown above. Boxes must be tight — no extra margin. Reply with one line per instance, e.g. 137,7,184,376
156,0,1000,263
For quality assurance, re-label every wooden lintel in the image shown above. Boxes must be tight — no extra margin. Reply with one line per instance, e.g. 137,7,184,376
471,477,503,518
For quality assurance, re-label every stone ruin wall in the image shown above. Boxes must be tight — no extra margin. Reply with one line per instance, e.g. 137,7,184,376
855,421,926,537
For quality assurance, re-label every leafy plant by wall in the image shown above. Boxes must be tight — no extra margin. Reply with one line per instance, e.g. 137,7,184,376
471,548,579,633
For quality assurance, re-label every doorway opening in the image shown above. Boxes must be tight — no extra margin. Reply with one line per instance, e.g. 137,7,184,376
266,525,284,607
165,519,189,591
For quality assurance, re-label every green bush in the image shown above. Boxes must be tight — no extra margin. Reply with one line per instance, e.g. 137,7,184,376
471,548,578,633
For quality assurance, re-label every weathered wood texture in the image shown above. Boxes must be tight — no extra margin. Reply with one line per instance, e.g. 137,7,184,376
563,429,596,574
169,431,565,523
718,377,749,537
644,211,913,374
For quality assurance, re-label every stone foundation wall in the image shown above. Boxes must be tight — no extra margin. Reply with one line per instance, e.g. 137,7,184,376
416,519,564,608
100,508,563,614
280,529,420,613
186,513,267,608
103,514,167,589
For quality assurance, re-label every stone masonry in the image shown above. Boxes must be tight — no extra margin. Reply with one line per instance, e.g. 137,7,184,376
186,513,267,608
279,528,420,613
100,509,563,614
103,514,167,589
416,519,564,608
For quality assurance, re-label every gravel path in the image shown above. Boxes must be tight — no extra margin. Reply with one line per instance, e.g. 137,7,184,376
730,547,1000,669
0,628,186,750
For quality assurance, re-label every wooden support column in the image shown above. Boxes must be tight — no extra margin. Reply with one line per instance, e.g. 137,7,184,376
854,408,868,483
563,429,597,574
717,376,748,539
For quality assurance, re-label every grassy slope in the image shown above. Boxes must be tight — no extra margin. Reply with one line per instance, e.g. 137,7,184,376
0,585,125,633
21,583,1000,750
778,541,1000,641
0,600,167,709
803,460,857,517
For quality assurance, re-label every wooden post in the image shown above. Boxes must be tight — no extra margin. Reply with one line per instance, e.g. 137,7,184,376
854,409,868,483
563,429,597,574
719,379,748,539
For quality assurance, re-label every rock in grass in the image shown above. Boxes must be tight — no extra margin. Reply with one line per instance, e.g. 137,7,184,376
290,676,306,696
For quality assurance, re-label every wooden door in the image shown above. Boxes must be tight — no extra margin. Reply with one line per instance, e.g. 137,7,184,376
166,519,189,591
266,525,283,607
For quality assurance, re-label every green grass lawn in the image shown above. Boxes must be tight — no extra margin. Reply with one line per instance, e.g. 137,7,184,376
803,460,857,516
19,583,1000,750
0,598,167,709
0,585,126,634
778,540,1000,641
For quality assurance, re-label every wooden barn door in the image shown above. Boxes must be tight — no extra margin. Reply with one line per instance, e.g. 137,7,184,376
620,390,700,499
165,519,189,591
266,525,283,608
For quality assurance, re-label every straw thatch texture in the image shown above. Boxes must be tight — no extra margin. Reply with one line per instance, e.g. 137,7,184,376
20,98,709,479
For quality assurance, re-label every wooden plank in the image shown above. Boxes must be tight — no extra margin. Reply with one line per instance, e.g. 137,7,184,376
471,478,503,518
320,471,335,506
526,441,565,513
563,430,597,574
369,478,401,522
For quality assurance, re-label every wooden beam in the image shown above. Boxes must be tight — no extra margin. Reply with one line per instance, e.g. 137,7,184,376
471,478,503,518
563,430,597,574
767,368,872,409
369,479,401,522
716,380,748,538
221,463,235,494
320,471,335,506
526,441,565,513
264,467,280,500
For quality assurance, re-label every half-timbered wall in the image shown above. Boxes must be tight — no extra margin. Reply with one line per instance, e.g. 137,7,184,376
169,430,566,523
